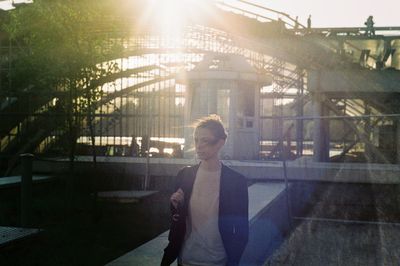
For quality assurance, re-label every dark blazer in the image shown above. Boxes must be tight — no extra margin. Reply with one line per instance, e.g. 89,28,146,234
161,163,249,266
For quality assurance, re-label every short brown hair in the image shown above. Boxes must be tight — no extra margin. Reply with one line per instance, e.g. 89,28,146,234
194,114,227,140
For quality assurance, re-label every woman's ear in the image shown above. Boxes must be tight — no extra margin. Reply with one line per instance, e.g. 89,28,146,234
217,138,225,149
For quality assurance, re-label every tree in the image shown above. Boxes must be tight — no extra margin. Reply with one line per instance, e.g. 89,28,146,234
3,0,127,163
2,0,131,213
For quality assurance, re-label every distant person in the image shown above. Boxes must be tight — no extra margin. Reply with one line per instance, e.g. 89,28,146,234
294,16,299,32
161,115,249,266
364,15,375,37
172,143,183,158
129,135,139,157
140,135,149,157
277,17,286,34
307,15,312,32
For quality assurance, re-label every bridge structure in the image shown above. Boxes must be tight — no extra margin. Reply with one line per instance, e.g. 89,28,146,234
0,0,400,176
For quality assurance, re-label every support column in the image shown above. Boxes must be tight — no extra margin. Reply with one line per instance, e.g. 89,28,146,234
21,153,34,227
312,93,330,162
183,85,197,158
208,85,217,114
296,71,304,157
397,118,400,163
364,102,373,161
391,46,400,69
224,82,237,159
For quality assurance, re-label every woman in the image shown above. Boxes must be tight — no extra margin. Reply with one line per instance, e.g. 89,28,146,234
161,115,249,266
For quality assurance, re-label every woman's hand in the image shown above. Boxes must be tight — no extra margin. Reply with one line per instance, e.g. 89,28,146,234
170,188,184,221
170,188,184,209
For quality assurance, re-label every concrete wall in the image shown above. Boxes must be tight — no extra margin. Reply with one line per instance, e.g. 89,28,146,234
33,157,400,185
308,69,400,95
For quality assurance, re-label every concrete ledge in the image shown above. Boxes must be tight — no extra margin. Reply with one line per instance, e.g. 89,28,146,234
106,182,287,266
248,183,286,224
0,226,42,247
106,231,170,266
0,175,54,189
241,183,290,265
97,190,158,203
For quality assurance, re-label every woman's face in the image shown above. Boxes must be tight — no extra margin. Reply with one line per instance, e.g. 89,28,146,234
194,127,225,161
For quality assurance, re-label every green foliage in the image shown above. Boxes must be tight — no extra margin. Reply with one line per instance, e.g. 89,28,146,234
4,0,126,92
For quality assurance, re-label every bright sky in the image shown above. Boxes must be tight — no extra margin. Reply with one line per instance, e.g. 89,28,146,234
233,0,400,28
0,0,32,10
1,0,398,29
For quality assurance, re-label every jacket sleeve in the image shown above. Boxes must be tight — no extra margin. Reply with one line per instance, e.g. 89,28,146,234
161,168,187,265
221,173,249,266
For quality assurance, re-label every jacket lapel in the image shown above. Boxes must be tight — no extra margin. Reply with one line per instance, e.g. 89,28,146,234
182,163,200,213
219,164,228,215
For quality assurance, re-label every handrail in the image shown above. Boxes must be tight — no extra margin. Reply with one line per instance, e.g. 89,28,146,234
310,26,400,32
217,2,274,23
215,0,306,29
298,26,400,39
234,0,301,26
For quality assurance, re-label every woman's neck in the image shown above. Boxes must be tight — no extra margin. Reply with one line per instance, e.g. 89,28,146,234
200,158,221,171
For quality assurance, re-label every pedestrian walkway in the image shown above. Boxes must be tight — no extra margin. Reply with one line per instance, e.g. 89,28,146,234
106,182,289,266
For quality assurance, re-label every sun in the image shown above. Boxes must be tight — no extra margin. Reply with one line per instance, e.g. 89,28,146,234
158,0,185,35
145,0,212,36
